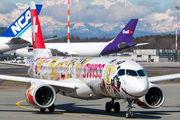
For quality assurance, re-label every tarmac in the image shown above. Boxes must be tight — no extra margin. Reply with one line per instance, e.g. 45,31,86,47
0,62,180,119
0,83,180,120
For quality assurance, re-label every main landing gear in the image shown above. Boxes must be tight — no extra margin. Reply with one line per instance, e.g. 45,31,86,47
125,99,136,118
105,99,120,113
40,104,55,113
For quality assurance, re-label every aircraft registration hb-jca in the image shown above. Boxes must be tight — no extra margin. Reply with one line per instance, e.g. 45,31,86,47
15,19,148,57
1,1,180,118
0,4,42,53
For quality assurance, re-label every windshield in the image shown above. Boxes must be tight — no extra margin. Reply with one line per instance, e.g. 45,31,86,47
126,69,138,76
137,69,146,77
118,69,125,76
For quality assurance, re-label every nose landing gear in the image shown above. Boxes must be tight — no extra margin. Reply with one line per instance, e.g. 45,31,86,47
105,99,120,113
126,99,136,118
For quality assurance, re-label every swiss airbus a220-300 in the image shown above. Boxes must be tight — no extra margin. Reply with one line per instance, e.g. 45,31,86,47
1,1,180,118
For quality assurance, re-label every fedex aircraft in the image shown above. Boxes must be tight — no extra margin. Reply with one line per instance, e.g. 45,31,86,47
0,4,42,53
1,1,180,118
15,19,148,57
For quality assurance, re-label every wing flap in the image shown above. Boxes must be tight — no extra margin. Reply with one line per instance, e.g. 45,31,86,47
148,73,180,83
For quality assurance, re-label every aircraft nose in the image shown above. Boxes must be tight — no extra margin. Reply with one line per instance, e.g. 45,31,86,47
134,82,148,96
124,77,149,97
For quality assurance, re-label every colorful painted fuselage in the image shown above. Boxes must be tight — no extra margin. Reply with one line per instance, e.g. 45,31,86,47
27,57,148,100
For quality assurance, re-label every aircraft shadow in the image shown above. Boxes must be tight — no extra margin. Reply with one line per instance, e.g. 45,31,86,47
33,103,179,119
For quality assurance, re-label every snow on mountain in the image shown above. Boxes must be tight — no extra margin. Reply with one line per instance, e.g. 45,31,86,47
41,0,80,7
90,0,132,9
0,0,178,38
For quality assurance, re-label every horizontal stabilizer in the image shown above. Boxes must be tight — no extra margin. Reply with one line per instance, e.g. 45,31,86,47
6,37,31,45
135,43,149,47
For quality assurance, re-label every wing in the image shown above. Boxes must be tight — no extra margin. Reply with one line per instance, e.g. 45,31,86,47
0,75,77,93
0,61,28,67
148,73,180,83
49,48,79,56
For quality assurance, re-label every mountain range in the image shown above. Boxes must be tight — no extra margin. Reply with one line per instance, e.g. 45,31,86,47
0,0,179,38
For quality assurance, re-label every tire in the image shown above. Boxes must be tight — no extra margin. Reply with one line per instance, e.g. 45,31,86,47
130,111,135,118
126,111,131,118
48,104,55,112
113,102,120,113
40,108,46,112
105,102,112,113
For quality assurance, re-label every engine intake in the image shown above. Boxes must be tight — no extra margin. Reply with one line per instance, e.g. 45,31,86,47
25,83,56,108
137,83,165,109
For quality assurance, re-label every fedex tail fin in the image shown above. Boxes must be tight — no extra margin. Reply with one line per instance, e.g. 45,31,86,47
100,19,138,55
30,1,49,58
0,4,42,38
113,19,138,45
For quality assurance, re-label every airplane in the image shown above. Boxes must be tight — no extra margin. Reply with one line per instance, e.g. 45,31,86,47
15,19,148,57
0,4,42,53
1,1,180,118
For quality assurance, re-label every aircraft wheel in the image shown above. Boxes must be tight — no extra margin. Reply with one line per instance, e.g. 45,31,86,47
130,111,135,118
113,102,120,113
105,102,112,113
126,111,131,118
48,104,55,112
40,108,46,112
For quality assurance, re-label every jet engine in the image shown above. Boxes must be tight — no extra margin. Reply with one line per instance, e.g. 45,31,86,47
137,83,165,109
25,83,56,108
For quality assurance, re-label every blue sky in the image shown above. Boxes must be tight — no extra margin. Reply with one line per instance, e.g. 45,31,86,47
0,0,174,7
0,0,179,34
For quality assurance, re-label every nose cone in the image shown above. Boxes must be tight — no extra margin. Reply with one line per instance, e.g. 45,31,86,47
134,80,149,97
124,77,149,97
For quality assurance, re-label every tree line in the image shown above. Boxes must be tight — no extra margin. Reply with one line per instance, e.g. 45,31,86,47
44,34,180,52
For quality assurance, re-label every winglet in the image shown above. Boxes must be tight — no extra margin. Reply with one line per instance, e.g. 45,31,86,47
30,1,49,57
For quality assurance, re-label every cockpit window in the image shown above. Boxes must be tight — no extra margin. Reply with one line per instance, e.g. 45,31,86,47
126,69,137,76
118,69,125,76
137,69,146,77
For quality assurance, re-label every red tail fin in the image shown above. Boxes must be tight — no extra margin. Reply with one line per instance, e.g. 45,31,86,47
30,1,49,57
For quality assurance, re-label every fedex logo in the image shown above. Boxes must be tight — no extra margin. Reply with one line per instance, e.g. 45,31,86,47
11,10,31,35
122,30,133,34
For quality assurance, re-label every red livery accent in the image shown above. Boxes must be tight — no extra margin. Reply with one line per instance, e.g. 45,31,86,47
30,9,45,49
82,63,105,79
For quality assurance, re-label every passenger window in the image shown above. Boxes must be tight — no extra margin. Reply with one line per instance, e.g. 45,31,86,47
126,69,137,76
137,69,146,76
118,69,125,76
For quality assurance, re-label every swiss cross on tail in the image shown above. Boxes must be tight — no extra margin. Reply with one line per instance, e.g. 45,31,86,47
32,17,38,41
30,1,49,57
30,1,45,49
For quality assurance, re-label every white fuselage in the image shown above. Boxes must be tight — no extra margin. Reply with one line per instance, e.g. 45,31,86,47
27,57,149,100
16,42,111,57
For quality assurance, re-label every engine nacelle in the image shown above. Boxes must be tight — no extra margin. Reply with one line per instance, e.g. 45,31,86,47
137,83,165,109
25,83,56,108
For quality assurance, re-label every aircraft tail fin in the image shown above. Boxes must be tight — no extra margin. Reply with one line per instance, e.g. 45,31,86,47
0,4,42,38
30,1,49,58
113,19,138,46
